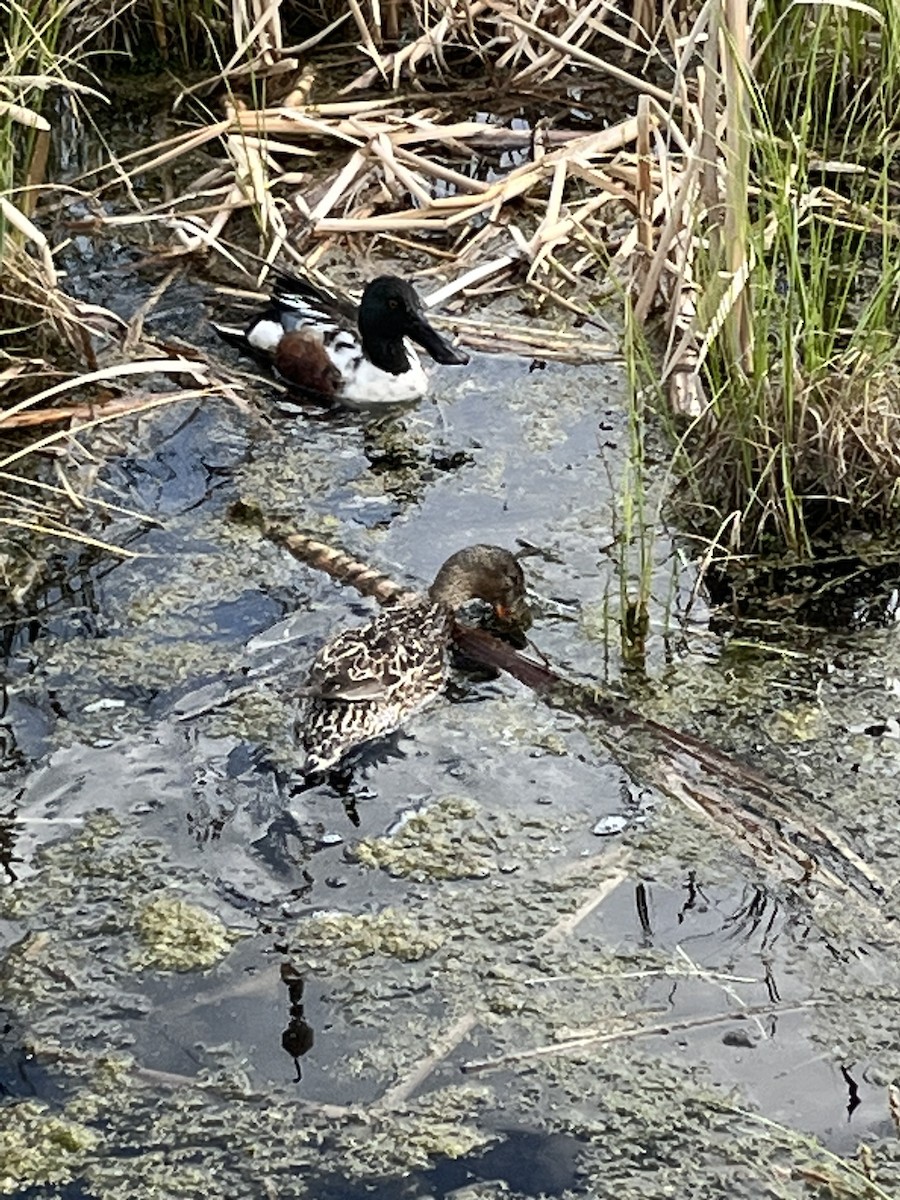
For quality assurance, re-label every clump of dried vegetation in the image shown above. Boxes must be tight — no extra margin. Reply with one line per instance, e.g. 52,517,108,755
667,0,900,564
1,0,899,584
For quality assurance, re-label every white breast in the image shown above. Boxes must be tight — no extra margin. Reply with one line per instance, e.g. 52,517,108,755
338,342,429,406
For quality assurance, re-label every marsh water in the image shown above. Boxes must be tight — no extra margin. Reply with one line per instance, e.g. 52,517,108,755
6,204,900,1199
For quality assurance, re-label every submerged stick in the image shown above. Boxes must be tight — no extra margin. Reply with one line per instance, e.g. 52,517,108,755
461,1000,823,1074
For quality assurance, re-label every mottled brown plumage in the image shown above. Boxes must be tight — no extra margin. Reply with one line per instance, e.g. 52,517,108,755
296,545,530,774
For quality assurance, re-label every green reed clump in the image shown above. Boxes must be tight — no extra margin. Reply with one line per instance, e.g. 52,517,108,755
755,0,900,144
1,0,62,258
87,0,229,68
676,0,900,559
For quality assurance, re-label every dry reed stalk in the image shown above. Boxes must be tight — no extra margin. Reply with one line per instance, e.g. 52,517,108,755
338,0,679,99
346,0,389,80
0,197,56,284
436,315,618,360
351,0,492,91
0,515,143,558
492,6,677,105
462,1002,821,1074
76,122,233,187
0,100,50,130
511,0,608,83
0,388,229,472
173,15,351,107
644,140,705,416
21,128,51,218
635,95,653,254
0,393,206,429
393,145,490,193
615,2,721,416
231,0,284,69
1,247,127,370
423,256,520,306
0,359,218,428
721,0,753,372
0,470,158,524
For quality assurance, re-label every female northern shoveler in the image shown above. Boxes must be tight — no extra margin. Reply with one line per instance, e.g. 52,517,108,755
296,544,531,775
214,273,469,407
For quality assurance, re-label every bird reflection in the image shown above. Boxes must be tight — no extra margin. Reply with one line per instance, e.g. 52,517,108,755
280,961,314,1082
0,804,21,883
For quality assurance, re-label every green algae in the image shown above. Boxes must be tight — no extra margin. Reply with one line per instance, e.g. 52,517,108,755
350,795,498,880
290,908,444,969
0,811,158,922
56,1074,498,1198
235,433,371,528
44,636,234,743
334,1086,497,1177
352,792,592,888
764,700,828,744
0,1100,100,1193
204,686,295,758
132,896,241,971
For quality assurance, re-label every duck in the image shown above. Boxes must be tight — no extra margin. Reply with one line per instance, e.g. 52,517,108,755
296,544,531,775
213,272,469,407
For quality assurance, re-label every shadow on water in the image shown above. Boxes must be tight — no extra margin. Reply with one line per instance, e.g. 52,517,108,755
307,1129,584,1198
5,256,900,1195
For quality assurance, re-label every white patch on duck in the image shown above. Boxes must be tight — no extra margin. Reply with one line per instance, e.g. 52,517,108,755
334,339,429,406
247,319,288,353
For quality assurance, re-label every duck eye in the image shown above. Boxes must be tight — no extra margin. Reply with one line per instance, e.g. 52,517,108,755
388,297,400,310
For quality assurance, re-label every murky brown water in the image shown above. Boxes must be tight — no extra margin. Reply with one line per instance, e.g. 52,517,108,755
5,220,900,1198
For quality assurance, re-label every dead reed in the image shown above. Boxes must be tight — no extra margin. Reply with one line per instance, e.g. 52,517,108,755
4,0,900,579
632,0,900,560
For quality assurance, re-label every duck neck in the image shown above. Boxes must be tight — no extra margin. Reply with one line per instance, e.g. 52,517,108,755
361,333,412,376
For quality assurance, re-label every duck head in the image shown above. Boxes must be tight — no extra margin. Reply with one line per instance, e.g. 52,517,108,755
429,545,532,630
358,276,469,372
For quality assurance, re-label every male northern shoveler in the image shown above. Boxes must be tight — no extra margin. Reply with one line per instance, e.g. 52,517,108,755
296,544,531,775
214,272,469,407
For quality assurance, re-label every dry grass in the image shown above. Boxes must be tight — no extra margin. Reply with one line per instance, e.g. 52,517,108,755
82,94,646,346
63,0,697,338
1,237,245,562
4,0,900,575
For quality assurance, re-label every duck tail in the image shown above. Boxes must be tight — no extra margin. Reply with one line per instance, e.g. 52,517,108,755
211,321,249,350
283,534,417,607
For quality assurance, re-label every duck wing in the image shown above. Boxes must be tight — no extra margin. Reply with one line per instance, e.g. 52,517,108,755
271,270,359,326
302,624,399,702
302,605,447,702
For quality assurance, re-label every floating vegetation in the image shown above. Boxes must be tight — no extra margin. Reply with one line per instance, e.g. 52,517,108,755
132,896,242,971
0,1100,100,1194
352,795,495,880
289,908,445,970
5,8,900,1199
